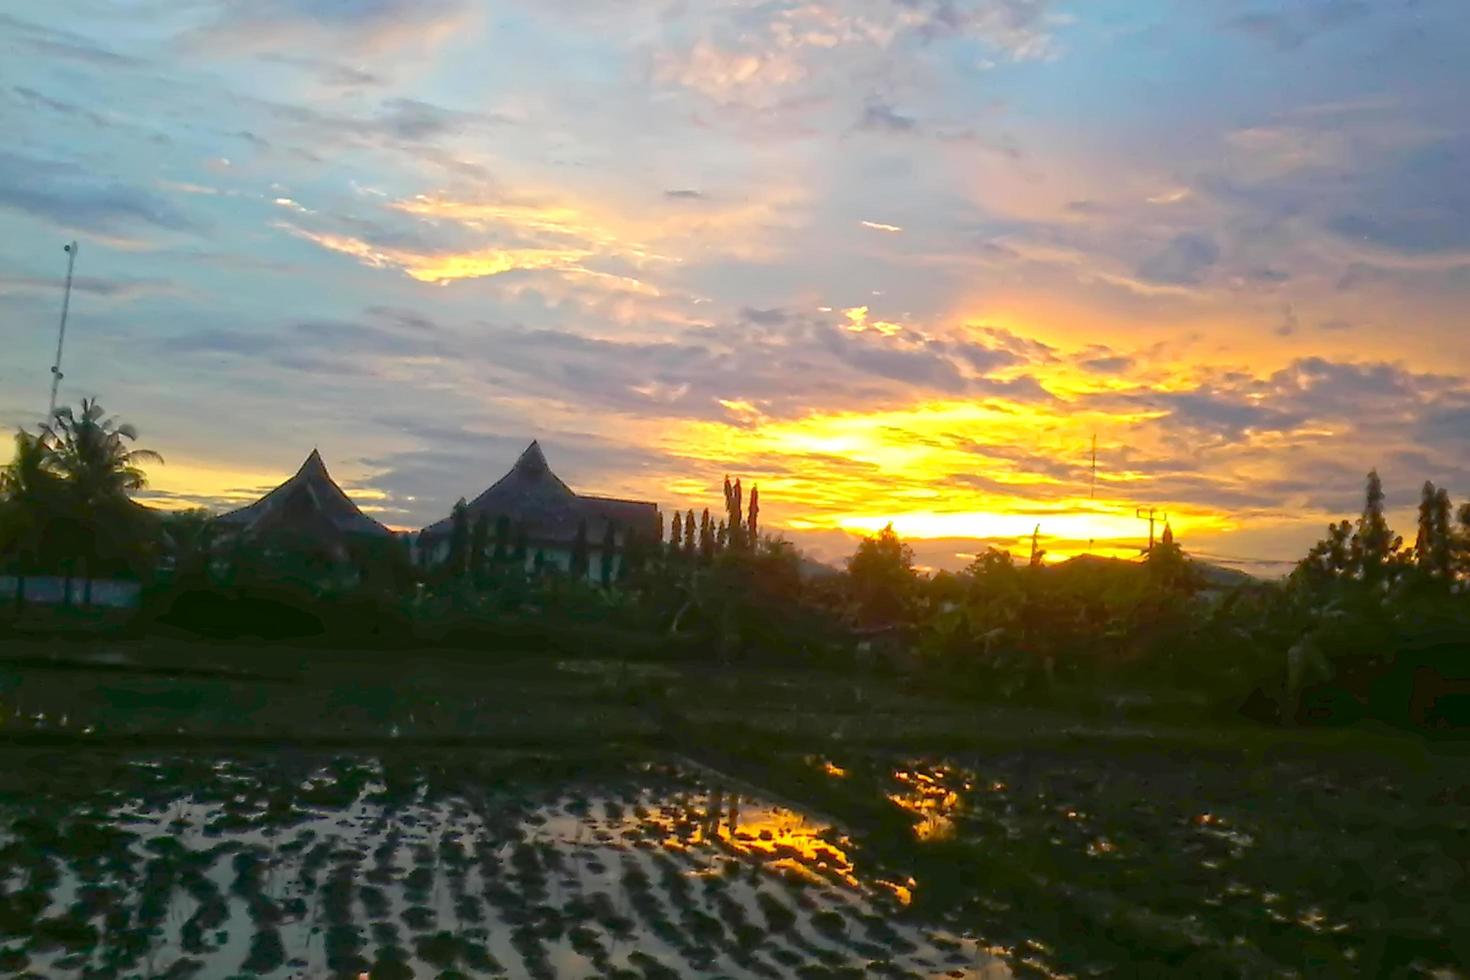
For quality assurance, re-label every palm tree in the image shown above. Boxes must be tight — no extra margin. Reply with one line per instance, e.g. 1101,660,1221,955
41,398,163,603
0,429,63,612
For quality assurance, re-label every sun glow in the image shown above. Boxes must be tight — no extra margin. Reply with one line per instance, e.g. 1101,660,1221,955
670,396,1236,561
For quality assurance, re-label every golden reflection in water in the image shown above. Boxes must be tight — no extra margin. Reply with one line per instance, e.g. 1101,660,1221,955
874,876,916,906
888,763,973,842
639,790,862,891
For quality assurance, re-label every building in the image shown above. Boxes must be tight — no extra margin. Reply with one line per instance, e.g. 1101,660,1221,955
417,441,659,581
214,449,394,562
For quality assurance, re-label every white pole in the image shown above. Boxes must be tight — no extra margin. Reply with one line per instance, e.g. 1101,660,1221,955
47,241,78,423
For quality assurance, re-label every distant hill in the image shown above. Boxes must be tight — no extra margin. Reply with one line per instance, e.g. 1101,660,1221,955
1053,553,1259,589
1189,559,1259,589
797,555,842,581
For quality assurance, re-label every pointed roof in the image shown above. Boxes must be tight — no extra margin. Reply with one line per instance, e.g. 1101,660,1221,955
421,440,582,538
420,440,660,544
216,451,392,539
515,440,550,475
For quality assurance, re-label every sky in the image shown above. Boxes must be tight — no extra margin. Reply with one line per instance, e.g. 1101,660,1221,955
2,0,1468,575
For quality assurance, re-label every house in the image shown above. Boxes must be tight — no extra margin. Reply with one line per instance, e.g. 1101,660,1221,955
214,449,394,562
417,441,659,581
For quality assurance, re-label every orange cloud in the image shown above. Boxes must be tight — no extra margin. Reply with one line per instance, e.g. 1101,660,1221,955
279,223,590,284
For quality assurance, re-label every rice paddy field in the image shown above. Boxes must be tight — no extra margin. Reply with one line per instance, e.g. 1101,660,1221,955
1,638,1468,978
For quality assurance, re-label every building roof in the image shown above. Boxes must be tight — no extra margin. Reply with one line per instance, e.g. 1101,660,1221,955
421,441,659,543
215,450,393,540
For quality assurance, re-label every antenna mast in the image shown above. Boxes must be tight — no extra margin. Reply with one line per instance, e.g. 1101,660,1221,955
47,241,79,422
1136,507,1165,555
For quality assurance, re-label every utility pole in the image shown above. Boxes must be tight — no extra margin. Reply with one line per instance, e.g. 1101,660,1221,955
1136,507,1164,555
47,241,79,422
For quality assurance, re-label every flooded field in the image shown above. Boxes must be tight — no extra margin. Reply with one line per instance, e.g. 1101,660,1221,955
0,753,1006,979
2,642,1467,977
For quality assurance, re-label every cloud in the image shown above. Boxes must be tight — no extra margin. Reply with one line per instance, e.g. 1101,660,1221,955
0,12,145,68
653,0,1062,113
0,273,174,301
654,39,809,109
188,0,475,54
376,98,461,140
664,189,707,200
902,0,1062,59
255,53,385,87
857,100,918,133
741,307,789,326
1224,1,1370,51
1327,136,1470,255
11,86,111,128
1079,354,1133,374
1136,233,1220,286
0,151,200,237
279,223,595,284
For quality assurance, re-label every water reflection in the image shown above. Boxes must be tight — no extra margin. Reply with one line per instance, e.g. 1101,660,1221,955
0,756,1011,978
887,762,973,841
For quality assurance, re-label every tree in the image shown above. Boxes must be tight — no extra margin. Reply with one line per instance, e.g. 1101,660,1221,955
669,510,683,557
1352,469,1399,582
570,519,590,580
446,498,470,577
1458,503,1470,580
493,515,511,563
1413,481,1454,584
470,512,489,586
160,508,216,587
724,476,745,551
684,509,697,560
0,429,63,610
513,522,529,567
1146,522,1193,592
847,523,915,626
747,485,760,545
621,527,648,579
600,520,617,586
42,399,164,598
1297,519,1354,585
699,508,713,563
1431,487,1453,582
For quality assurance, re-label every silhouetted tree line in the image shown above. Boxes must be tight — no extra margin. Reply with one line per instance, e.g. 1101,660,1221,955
0,399,164,608
7,408,1469,727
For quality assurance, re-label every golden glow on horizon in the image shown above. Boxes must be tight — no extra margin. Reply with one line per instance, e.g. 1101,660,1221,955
668,396,1236,558
133,459,289,511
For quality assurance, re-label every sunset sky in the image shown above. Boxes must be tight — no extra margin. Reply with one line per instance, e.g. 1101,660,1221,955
2,0,1467,574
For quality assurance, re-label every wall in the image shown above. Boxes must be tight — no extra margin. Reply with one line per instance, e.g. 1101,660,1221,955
0,576,142,609
416,537,624,583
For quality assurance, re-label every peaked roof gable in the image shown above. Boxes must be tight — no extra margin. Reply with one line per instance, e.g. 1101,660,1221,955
422,441,657,540
217,450,392,539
